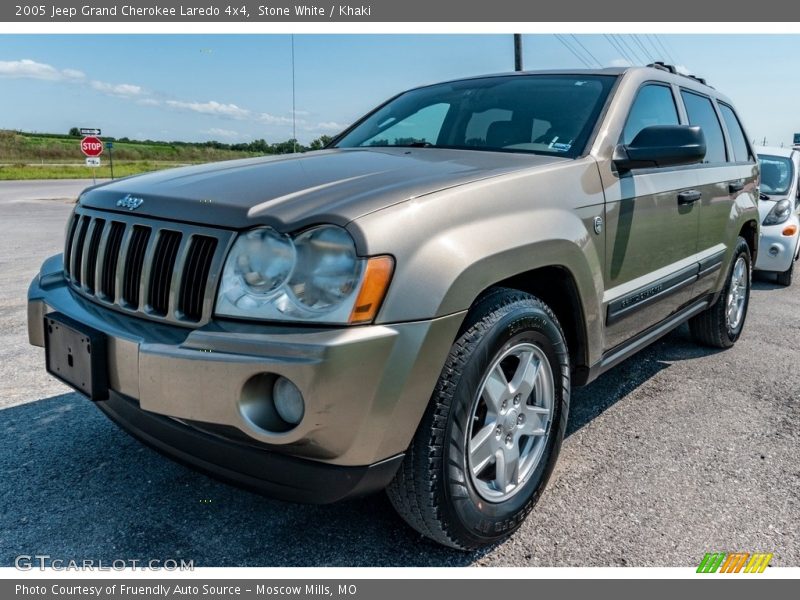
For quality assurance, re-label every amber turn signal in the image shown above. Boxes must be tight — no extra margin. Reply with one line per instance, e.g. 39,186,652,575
349,256,395,324
782,224,798,237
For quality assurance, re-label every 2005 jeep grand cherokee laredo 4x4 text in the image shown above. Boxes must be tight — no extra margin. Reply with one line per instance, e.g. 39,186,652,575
29,64,760,550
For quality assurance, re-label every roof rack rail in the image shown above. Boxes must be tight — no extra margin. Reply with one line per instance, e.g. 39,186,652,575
686,74,707,85
646,61,712,87
648,61,676,74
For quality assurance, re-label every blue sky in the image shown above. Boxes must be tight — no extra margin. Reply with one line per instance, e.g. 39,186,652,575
0,34,797,146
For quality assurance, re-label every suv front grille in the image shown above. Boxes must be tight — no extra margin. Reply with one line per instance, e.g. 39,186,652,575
63,207,234,327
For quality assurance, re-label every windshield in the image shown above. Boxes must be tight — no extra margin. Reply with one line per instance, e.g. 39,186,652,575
758,154,794,196
334,74,617,158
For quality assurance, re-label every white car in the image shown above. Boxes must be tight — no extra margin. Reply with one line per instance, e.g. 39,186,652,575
756,147,800,285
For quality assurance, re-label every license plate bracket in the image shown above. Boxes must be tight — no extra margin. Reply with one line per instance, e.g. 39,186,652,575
44,312,108,401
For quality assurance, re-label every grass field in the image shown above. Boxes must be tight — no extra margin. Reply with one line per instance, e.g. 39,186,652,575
0,130,260,180
0,161,188,180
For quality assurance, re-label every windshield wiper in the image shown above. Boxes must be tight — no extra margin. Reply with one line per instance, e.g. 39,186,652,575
388,141,435,148
759,192,772,201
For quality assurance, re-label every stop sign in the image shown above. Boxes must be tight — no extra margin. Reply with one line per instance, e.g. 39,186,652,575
81,136,104,157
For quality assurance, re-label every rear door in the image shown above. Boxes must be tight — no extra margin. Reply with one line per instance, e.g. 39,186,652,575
599,82,701,350
680,92,759,296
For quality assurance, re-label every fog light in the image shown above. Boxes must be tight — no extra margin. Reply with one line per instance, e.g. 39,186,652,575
769,244,780,257
273,377,305,425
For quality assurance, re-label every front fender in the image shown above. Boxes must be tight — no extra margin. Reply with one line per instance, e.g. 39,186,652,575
349,159,607,366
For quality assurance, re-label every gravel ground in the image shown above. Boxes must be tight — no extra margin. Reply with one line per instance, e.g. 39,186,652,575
0,180,797,567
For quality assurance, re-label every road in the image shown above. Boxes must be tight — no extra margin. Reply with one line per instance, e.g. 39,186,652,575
0,180,797,567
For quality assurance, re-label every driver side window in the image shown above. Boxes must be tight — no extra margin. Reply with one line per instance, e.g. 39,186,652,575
622,84,680,145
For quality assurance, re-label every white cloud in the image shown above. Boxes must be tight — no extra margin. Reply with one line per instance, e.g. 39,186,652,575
315,121,345,132
90,80,144,97
62,68,86,80
166,99,250,119
204,127,239,138
257,112,294,125
609,58,632,68
1,56,339,143
0,59,79,81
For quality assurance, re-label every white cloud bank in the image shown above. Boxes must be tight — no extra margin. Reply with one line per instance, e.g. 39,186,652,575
1,58,341,141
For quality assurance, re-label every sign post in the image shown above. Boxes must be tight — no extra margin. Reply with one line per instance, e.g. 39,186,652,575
106,141,114,180
81,134,104,185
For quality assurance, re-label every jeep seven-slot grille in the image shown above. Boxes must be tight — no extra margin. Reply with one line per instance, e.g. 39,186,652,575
64,207,232,326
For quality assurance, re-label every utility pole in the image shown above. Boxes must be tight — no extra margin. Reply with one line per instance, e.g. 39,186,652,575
514,34,523,71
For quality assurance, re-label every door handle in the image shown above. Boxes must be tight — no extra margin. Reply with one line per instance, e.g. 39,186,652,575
677,190,702,205
728,181,744,194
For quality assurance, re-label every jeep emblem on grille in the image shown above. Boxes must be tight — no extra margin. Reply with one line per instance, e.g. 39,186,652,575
117,194,144,211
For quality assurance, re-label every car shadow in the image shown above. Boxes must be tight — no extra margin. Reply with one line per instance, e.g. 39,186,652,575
0,325,719,568
752,271,785,291
568,324,721,435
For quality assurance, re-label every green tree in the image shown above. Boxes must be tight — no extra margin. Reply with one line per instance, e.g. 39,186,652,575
308,135,333,150
68,127,80,137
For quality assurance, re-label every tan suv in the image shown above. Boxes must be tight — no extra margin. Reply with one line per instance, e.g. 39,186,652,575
28,64,759,550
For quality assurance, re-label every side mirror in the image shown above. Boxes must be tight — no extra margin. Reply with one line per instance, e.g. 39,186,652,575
613,125,707,171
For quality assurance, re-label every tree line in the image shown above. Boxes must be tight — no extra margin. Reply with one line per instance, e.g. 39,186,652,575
68,128,334,154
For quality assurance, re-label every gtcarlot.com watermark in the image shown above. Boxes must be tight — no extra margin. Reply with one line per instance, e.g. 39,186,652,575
14,555,194,571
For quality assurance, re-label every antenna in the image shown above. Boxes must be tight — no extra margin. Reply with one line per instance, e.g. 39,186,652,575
291,34,297,153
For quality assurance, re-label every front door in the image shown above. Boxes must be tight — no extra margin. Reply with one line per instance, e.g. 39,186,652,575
599,83,702,350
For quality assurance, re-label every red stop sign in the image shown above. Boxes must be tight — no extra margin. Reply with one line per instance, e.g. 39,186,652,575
81,136,104,157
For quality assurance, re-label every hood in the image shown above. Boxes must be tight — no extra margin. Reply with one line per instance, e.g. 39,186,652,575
79,147,566,230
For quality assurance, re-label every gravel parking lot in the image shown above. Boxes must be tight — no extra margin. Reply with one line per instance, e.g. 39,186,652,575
0,180,797,567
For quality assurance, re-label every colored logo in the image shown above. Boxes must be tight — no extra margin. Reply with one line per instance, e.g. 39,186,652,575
697,552,773,573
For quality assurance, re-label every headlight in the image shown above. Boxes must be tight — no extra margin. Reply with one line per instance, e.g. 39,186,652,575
763,199,792,226
215,225,393,324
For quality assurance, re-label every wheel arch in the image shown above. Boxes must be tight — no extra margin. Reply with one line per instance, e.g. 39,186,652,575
464,264,593,383
738,219,759,265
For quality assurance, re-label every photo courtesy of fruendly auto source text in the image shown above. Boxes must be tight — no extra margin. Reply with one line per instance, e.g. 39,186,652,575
0,0,798,596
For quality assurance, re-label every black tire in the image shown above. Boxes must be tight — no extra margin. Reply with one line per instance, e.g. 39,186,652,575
386,287,570,550
776,260,794,287
689,237,751,348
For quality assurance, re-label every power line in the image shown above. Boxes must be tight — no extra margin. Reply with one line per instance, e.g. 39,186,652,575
569,34,602,67
604,33,635,65
554,34,593,68
632,35,655,62
615,34,646,65
648,34,675,63
654,34,679,65
642,34,664,62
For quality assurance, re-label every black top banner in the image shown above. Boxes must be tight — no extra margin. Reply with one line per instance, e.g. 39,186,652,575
1,0,792,22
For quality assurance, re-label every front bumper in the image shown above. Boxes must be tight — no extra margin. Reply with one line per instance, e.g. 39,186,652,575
29,254,464,492
755,222,800,273
97,390,403,503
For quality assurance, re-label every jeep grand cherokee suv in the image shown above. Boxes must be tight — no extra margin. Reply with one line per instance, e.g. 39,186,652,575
28,64,759,550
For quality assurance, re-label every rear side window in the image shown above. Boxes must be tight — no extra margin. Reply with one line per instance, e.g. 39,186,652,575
719,103,753,163
622,84,679,144
680,90,727,163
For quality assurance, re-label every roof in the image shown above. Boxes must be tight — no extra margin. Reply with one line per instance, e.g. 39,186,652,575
422,63,712,90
